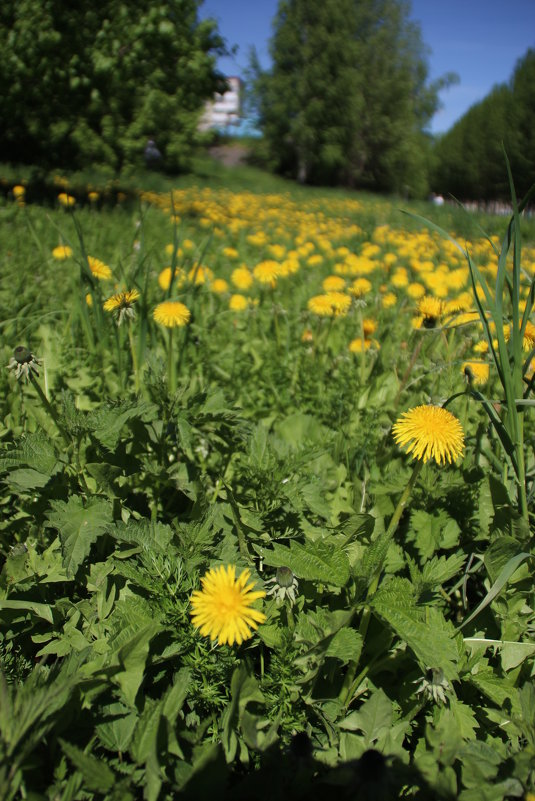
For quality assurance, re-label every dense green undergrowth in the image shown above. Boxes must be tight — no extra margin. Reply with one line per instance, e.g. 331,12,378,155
0,164,534,800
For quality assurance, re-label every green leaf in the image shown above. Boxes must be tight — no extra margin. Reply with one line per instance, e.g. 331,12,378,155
0,599,54,624
88,399,156,450
261,539,350,586
459,550,531,629
340,689,393,746
114,623,160,707
46,496,113,577
95,702,138,752
325,627,363,665
371,578,459,679
60,739,115,791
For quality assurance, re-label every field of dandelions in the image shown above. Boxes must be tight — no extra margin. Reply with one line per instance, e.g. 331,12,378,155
1,173,534,801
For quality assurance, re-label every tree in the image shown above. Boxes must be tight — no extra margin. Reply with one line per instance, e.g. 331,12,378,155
250,0,454,195
0,1,227,172
432,49,534,202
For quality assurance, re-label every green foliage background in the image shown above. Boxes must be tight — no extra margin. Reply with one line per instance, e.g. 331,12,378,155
0,0,226,172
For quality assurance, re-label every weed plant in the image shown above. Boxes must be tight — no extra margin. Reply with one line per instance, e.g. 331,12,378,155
0,164,534,801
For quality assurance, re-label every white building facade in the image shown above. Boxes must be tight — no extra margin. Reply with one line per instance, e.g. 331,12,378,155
199,76,242,131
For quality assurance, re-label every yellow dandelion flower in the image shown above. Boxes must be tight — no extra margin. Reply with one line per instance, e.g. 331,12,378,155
88,191,99,203
323,275,346,292
392,405,465,466
473,340,489,354
188,265,213,285
190,564,266,646
12,185,25,198
87,256,112,280
350,278,372,297
165,243,184,258
506,320,535,351
231,266,254,291
52,245,73,260
153,301,191,328
211,278,229,294
85,293,93,307
407,282,426,299
381,291,397,308
462,361,489,385
254,260,279,287
301,328,314,343
229,293,249,312
417,296,444,328
349,337,373,353
362,318,377,338
308,294,335,317
103,289,140,312
158,267,185,292
223,246,239,259
58,192,75,207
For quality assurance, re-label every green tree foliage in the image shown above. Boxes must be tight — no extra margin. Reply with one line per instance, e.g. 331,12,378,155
250,0,454,196
432,49,535,201
0,0,226,172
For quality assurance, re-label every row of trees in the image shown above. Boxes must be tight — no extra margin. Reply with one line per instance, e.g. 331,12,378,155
431,49,535,202
248,0,457,197
0,0,226,172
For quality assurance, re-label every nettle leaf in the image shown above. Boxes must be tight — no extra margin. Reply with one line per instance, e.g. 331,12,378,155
46,496,113,577
421,552,466,587
0,431,63,490
468,665,521,715
261,539,350,586
0,430,60,475
371,577,459,679
88,399,156,450
60,739,115,791
409,509,461,560
112,519,174,553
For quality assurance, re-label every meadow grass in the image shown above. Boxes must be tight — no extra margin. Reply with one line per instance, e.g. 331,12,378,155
0,158,534,801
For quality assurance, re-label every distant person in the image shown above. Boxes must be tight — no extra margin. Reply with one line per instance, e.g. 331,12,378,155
144,139,162,169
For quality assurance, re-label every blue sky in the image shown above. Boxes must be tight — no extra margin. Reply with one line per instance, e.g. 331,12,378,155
198,0,535,134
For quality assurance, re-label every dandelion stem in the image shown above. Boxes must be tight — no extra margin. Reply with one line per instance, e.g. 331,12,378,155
167,327,175,394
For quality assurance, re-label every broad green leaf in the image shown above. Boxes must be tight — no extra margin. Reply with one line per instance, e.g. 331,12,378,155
46,496,113,577
468,666,520,714
325,628,363,665
0,599,54,624
372,579,459,679
95,702,138,752
340,689,393,746
114,623,160,706
0,430,60,476
88,399,156,450
130,697,163,764
261,539,350,586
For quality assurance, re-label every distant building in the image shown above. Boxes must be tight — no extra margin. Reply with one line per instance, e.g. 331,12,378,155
199,76,242,132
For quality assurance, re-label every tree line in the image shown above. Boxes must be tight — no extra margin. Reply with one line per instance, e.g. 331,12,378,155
431,49,535,202
0,0,226,173
0,0,532,201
